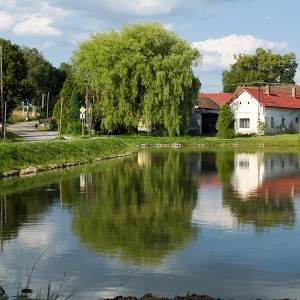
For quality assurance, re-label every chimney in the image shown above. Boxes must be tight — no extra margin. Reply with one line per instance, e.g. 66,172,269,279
265,84,270,96
292,87,296,98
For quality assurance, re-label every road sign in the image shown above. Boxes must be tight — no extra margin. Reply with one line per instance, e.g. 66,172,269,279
80,107,86,113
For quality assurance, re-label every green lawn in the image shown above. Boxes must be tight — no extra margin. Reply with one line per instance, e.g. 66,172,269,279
0,132,299,175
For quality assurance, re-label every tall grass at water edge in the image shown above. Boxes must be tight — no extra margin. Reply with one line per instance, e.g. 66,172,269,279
0,251,77,300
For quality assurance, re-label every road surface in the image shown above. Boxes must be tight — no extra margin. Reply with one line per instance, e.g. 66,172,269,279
5,121,59,142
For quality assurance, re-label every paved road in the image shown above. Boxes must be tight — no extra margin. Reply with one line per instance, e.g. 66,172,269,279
5,121,59,142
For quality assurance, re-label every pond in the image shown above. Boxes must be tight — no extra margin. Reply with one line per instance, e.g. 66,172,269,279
0,148,300,299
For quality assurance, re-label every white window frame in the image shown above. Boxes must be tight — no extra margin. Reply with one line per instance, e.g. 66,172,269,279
239,118,250,128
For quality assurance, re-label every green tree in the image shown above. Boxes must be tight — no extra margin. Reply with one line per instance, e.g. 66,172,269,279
71,21,201,136
222,47,298,92
53,72,85,132
0,38,30,121
22,47,68,109
215,104,235,138
53,73,74,132
70,86,79,121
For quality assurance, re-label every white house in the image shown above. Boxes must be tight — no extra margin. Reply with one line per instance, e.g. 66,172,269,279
229,85,300,135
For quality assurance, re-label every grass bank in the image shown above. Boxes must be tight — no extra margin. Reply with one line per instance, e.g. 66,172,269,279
0,133,300,176
119,132,300,148
0,136,137,175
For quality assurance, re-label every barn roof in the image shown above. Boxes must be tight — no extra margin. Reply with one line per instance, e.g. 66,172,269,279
196,93,233,109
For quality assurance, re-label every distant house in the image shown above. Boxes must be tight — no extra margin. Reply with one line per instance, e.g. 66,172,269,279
229,85,300,135
189,93,232,134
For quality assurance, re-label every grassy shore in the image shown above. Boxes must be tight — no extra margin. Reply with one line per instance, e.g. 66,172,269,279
0,136,137,175
0,132,300,176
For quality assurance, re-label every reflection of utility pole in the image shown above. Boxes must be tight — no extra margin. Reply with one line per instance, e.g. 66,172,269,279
0,195,6,252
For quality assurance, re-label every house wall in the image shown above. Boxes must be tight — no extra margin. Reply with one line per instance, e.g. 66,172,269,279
264,107,300,134
230,93,265,134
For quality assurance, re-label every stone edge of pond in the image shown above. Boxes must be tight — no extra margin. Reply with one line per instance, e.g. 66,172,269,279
0,150,139,179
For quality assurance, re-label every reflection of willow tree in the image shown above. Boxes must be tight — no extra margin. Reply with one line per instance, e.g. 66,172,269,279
70,150,199,265
222,187,296,232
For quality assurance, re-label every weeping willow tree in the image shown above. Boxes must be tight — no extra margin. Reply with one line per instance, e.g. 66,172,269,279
71,22,202,136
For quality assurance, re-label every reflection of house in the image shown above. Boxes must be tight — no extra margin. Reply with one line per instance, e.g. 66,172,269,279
231,152,300,199
231,153,265,198
230,85,300,135
189,93,232,134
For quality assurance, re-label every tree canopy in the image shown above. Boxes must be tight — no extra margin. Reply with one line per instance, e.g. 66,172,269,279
71,22,201,136
0,38,31,121
22,46,68,107
222,47,298,92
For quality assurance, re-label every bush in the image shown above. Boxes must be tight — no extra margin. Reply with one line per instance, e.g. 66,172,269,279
215,104,235,139
66,120,87,135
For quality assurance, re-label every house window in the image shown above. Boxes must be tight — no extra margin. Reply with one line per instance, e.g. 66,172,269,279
296,118,299,123
282,118,285,127
239,118,250,128
271,117,274,128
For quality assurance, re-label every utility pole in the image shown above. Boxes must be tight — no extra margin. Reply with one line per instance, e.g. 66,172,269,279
47,91,49,121
86,84,90,135
0,45,4,139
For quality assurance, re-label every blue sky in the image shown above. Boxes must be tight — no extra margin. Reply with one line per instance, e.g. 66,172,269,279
0,0,299,92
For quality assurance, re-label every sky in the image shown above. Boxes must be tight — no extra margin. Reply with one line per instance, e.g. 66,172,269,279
1,0,300,93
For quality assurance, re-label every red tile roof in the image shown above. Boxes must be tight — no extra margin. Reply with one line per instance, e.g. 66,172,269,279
240,88,300,109
197,93,233,109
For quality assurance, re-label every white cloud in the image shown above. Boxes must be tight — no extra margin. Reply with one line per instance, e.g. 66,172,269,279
164,23,175,31
179,23,194,30
40,41,53,48
13,15,62,37
192,34,288,70
0,12,15,31
103,0,183,16
0,1,68,37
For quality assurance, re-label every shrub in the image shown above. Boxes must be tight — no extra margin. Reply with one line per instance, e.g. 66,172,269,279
66,120,87,135
215,104,235,139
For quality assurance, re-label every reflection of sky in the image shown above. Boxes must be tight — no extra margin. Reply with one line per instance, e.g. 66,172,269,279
1,178,300,299
192,185,239,229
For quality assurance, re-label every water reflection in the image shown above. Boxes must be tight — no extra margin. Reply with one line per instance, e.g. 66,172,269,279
0,150,299,253
68,150,199,265
220,151,299,231
0,149,300,299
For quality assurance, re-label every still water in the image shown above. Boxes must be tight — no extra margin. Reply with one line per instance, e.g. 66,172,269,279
0,149,300,299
